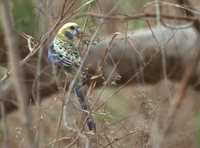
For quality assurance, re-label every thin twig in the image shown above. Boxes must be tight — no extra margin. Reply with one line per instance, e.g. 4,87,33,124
20,0,95,66
0,101,9,148
95,50,160,111
155,0,200,147
77,12,197,22
0,0,36,147
88,32,120,103
102,131,136,148
144,1,200,16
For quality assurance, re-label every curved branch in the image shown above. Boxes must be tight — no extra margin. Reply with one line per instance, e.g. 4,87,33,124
0,26,199,116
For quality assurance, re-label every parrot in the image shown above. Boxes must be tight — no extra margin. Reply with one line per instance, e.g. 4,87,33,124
48,22,95,131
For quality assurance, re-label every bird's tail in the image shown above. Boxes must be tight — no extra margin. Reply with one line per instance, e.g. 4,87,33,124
73,82,96,131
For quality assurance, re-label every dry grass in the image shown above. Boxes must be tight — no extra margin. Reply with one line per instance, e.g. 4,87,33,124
1,0,200,147
2,80,199,147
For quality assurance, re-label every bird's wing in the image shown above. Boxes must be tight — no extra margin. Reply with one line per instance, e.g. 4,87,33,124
48,43,73,70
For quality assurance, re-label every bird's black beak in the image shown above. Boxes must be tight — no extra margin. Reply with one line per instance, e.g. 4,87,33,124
76,28,81,34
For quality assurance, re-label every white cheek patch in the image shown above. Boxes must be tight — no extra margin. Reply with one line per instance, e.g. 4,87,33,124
72,30,77,36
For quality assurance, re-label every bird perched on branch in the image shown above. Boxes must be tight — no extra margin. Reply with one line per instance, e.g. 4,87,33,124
48,22,95,131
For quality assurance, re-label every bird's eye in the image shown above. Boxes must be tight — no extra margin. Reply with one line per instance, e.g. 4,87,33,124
70,26,75,30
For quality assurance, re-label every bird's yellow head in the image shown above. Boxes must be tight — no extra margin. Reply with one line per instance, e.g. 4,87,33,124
56,22,81,41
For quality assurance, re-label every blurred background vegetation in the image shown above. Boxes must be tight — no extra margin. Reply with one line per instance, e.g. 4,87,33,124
12,0,37,34
1,0,200,147
0,0,146,37
0,0,37,34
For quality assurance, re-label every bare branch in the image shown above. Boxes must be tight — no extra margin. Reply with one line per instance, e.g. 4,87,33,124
0,0,36,147
77,12,197,22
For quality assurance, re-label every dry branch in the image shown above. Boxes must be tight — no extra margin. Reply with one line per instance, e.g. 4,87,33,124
78,12,197,22
0,0,36,147
154,0,200,147
0,25,199,116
